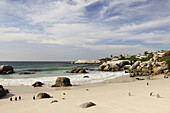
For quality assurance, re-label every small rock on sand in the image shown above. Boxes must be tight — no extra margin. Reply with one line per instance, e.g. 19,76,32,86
80,102,96,108
51,100,58,103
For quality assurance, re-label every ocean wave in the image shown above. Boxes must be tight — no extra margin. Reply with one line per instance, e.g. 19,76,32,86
0,71,129,86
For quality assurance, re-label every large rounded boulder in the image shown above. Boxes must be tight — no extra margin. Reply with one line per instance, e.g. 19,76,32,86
51,77,72,87
32,81,44,87
0,65,14,74
98,60,130,71
36,93,51,99
0,85,7,97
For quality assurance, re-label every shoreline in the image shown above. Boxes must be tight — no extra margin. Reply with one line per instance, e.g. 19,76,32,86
3,74,134,95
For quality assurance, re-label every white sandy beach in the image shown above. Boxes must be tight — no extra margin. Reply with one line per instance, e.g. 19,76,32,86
1,75,170,113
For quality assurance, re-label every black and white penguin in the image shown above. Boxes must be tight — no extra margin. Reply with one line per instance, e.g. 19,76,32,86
150,92,153,96
157,94,160,98
147,82,149,85
10,97,12,101
15,97,17,101
128,92,131,96
33,96,35,100
19,96,21,100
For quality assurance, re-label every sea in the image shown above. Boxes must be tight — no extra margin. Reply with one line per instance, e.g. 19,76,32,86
0,61,129,86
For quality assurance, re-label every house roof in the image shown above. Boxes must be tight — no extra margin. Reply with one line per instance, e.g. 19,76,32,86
160,51,168,53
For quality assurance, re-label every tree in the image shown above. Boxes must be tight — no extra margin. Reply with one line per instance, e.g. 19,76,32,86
144,51,148,55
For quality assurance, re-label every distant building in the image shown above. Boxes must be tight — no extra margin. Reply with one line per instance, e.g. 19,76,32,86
156,51,168,57
136,54,148,59
124,55,131,59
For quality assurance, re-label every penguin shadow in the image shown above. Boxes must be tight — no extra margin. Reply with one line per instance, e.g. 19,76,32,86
129,94,135,96
128,92,135,96
156,94,163,98
0,94,15,99
150,93,163,98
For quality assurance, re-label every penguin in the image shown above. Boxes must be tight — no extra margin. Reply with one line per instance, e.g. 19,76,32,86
10,97,12,101
147,82,149,85
19,96,21,100
62,98,65,100
86,89,89,91
33,96,35,100
128,92,131,96
150,92,153,96
157,94,160,98
15,97,17,101
63,93,65,95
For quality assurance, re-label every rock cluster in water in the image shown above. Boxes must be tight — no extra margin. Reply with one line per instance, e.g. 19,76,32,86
51,77,72,87
19,72,35,75
72,60,101,64
66,68,87,73
0,65,15,74
98,56,170,77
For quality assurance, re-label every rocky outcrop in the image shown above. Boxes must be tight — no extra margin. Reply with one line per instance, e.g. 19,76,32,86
32,81,44,87
128,57,169,77
25,69,41,72
98,60,131,71
0,85,8,97
0,65,14,74
73,60,101,64
83,76,89,78
36,93,51,99
80,102,96,108
51,77,72,87
66,68,87,73
19,72,35,75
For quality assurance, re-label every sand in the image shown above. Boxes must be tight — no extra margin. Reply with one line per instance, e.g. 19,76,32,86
1,75,170,113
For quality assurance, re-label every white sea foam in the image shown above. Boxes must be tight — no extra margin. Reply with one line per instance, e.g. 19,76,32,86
0,71,129,86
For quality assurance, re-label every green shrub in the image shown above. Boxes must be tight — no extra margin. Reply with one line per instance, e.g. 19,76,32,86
159,50,170,65
99,57,112,62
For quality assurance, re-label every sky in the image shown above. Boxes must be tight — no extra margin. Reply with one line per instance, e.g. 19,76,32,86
0,0,170,61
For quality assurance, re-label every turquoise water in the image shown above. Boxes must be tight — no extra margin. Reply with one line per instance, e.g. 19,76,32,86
0,62,128,86
0,61,98,78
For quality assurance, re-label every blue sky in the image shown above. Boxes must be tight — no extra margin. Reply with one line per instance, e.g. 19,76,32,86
0,0,170,61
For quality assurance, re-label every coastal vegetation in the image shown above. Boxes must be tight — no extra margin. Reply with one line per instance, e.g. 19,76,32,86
99,57,112,62
159,50,170,65
98,50,170,78
100,50,169,63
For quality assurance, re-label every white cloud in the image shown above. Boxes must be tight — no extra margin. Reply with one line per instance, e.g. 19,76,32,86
118,16,170,32
0,0,170,60
0,27,40,42
0,27,20,32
